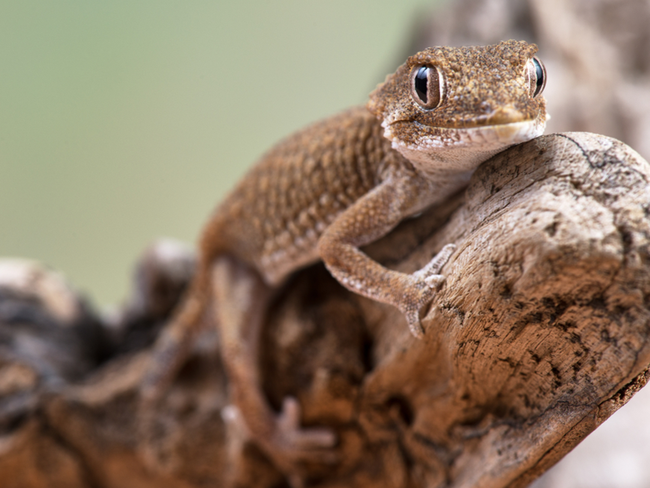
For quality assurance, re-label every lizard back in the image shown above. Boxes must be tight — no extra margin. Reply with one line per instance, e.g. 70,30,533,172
199,106,406,285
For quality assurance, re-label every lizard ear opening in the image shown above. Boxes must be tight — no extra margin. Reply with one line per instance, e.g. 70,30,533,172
526,57,546,98
410,65,445,110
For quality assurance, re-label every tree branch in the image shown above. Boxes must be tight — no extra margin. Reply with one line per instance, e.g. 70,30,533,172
1,132,649,488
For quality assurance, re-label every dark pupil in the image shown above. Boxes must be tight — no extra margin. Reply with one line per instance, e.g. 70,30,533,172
414,66,429,103
533,58,544,94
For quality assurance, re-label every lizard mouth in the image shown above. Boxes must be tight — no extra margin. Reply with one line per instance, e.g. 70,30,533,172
484,105,527,126
443,105,530,129
385,116,547,150
481,118,546,144
385,116,547,177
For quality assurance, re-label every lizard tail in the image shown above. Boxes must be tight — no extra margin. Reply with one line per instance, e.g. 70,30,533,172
140,275,209,406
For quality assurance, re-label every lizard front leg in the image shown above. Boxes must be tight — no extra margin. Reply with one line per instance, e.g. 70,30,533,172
318,174,455,338
211,255,336,478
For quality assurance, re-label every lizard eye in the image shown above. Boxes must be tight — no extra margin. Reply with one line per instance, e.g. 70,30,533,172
526,57,546,98
410,65,444,109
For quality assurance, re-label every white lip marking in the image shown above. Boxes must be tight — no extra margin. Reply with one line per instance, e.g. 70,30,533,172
386,118,547,183
385,118,546,150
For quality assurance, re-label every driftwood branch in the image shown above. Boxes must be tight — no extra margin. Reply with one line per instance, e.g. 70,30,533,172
1,132,649,488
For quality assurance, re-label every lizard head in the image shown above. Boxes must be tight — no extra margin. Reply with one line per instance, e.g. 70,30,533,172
367,40,548,174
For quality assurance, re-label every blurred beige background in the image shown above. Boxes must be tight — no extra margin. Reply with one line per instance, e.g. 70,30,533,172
0,0,438,307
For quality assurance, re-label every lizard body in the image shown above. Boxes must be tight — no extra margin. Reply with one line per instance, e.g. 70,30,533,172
200,106,395,286
144,40,547,476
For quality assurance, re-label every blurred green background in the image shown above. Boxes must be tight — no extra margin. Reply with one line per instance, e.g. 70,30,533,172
0,0,439,307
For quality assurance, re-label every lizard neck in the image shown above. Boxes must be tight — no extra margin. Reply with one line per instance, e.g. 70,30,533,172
392,134,508,208
397,143,505,183
388,118,545,186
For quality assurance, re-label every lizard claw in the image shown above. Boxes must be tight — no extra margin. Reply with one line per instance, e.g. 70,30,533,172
225,395,338,475
415,243,456,279
424,274,445,288
414,243,455,290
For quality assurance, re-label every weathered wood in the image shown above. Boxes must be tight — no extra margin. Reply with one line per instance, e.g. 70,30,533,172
1,132,649,488
412,1,650,485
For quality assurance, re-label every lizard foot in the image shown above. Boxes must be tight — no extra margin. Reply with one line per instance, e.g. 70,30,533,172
271,397,338,460
406,243,457,338
413,243,456,283
224,397,338,472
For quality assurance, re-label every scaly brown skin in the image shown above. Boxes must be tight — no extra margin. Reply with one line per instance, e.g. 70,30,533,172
143,40,548,479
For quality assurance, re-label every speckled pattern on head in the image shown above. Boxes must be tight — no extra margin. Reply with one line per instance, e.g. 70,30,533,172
367,40,546,148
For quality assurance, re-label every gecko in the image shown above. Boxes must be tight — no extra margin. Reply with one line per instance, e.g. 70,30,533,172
142,40,547,474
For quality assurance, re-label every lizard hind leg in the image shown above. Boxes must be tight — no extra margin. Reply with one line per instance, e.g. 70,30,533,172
211,256,337,477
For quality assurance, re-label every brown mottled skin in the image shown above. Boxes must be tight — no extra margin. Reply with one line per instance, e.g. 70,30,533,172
144,40,548,476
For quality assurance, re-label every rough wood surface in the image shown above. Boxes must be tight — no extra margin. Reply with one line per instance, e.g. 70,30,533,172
1,132,649,488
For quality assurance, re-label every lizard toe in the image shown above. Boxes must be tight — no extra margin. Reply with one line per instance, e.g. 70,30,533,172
267,396,339,465
406,310,425,339
424,274,445,288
